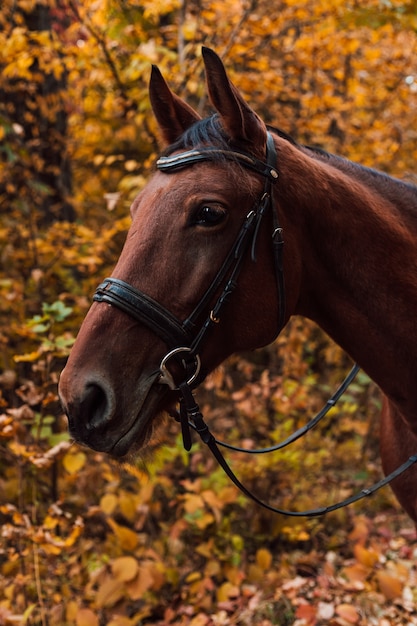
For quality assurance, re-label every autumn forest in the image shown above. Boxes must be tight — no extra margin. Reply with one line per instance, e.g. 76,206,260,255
0,0,417,624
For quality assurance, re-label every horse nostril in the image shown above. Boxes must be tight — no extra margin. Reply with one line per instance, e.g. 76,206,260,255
81,382,113,431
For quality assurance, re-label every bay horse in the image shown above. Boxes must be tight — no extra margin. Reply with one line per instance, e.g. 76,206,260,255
59,47,417,522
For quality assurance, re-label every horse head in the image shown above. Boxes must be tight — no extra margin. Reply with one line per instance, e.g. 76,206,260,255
58,48,296,458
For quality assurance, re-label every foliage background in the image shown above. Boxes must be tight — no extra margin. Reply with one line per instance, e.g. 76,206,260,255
0,0,417,624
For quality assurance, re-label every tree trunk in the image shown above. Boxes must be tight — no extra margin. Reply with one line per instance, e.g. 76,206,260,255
0,0,75,225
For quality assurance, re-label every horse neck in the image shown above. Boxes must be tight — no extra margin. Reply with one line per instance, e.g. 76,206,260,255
278,139,417,409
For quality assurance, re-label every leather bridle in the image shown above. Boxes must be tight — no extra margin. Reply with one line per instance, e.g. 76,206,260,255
94,133,284,357
93,132,417,517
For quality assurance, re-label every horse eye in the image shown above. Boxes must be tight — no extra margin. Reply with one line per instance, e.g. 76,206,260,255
195,205,227,227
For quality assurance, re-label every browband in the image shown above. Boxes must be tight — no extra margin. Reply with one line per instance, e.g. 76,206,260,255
157,147,279,181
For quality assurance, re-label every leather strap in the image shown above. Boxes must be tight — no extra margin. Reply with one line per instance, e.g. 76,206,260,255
157,146,279,181
93,278,193,349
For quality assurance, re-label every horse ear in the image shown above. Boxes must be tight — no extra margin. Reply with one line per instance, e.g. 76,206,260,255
202,47,267,151
149,65,201,145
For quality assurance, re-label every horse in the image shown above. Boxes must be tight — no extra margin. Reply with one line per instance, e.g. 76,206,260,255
59,47,417,523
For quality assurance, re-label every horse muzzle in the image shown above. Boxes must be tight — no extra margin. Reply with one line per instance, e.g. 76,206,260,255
59,367,165,456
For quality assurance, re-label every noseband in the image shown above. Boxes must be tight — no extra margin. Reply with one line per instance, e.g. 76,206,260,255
93,132,417,517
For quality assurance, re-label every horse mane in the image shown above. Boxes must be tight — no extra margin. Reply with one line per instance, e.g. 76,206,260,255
162,116,417,216
162,115,232,157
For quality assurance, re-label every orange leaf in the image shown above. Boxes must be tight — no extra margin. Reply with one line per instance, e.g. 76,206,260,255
76,608,99,626
107,519,139,551
111,556,139,582
183,493,205,514
353,544,379,568
376,571,403,600
295,603,316,624
107,617,134,626
336,604,359,624
126,561,157,600
189,614,210,626
95,576,125,608
348,517,369,543
341,563,368,587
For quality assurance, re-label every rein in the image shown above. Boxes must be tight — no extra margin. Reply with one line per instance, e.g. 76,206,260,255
93,132,417,516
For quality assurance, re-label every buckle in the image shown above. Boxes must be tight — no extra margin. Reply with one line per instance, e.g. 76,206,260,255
159,347,201,390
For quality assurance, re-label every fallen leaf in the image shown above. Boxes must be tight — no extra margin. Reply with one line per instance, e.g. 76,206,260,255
100,493,118,515
336,603,359,624
107,616,135,626
95,576,125,608
295,603,316,624
376,571,403,600
317,602,334,620
256,547,272,571
63,451,87,474
76,608,99,626
216,581,240,603
112,556,139,582
353,544,380,568
126,562,156,600
107,519,139,551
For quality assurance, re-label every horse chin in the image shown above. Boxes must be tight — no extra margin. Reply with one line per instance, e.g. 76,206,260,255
108,385,177,460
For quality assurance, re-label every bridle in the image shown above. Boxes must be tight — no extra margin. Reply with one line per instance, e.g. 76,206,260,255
93,132,417,517
94,133,284,357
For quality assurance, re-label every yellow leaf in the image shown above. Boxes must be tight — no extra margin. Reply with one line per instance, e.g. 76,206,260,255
195,539,215,558
100,493,118,515
256,548,272,571
204,559,221,578
183,493,204,514
119,490,138,522
185,571,201,584
195,512,215,530
247,564,264,583
95,576,125,608
63,451,87,475
14,350,42,363
66,601,78,622
216,581,240,603
107,519,139,551
112,556,139,583
76,608,99,626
